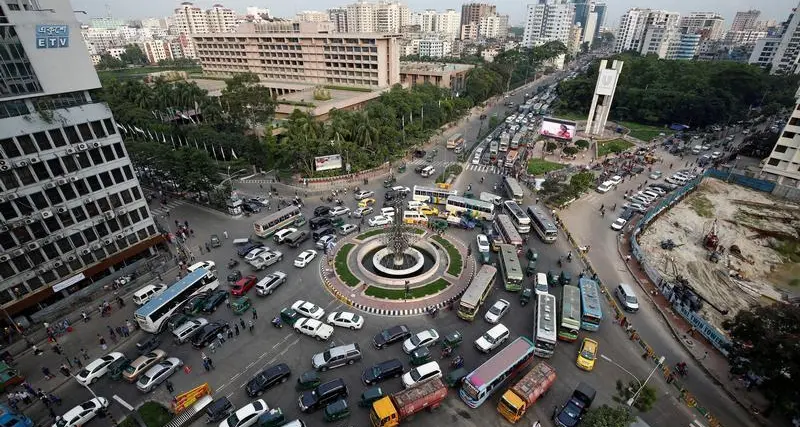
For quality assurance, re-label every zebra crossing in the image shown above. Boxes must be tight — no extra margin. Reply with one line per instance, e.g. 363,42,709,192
408,158,503,175
149,199,186,217
466,163,501,174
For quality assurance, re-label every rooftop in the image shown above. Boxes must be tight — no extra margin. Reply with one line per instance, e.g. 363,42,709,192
400,62,475,74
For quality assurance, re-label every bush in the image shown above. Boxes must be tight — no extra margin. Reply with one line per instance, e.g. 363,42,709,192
435,164,463,184
118,402,172,427
364,279,450,299
545,141,558,152
334,243,360,287
356,229,386,240
563,146,579,155
431,235,463,276
575,139,590,149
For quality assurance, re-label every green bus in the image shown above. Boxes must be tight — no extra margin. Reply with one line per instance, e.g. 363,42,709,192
498,244,523,291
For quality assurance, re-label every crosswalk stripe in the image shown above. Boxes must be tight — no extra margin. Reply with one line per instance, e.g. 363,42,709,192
149,200,185,216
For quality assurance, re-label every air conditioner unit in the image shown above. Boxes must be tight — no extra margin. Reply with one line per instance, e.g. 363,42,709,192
84,197,94,203
66,255,77,261
56,207,68,214
116,234,125,240
41,210,53,219
69,176,78,182
52,260,63,268
91,243,102,250
91,142,100,148
103,238,113,245
66,148,76,155
0,160,6,166
27,242,40,250
6,193,17,200
0,196,5,203
13,161,28,168
29,157,40,164
11,221,23,229
117,208,127,215
44,182,56,189
57,179,67,185
0,255,9,262
51,233,63,240
81,249,91,255
0,225,7,232
104,211,115,220
42,237,52,244
12,249,24,257
24,218,35,225
77,143,88,150
0,165,9,172
37,266,48,274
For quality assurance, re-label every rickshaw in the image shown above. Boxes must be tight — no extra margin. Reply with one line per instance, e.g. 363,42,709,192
547,270,558,287
520,288,533,306
231,297,252,315
526,260,537,277
257,408,286,427
323,399,351,422
280,308,300,325
559,271,572,286
410,347,432,366
445,367,468,388
359,386,386,407
526,248,538,261
295,370,321,391
441,331,463,351
293,215,307,227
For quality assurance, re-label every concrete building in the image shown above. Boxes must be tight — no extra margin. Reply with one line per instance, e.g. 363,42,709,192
343,1,409,33
760,85,800,187
724,29,768,45
173,2,210,34
460,22,479,40
478,14,508,39
731,9,761,32
0,0,162,318
143,40,175,63
679,12,724,41
573,1,606,43
568,23,583,54
412,9,438,32
522,0,576,49
206,4,237,33
614,8,681,59
669,33,701,60
581,4,598,46
412,38,452,58
399,62,474,95
436,9,461,40
748,1,800,74
346,1,375,32
749,38,782,69
328,7,348,32
296,11,331,22
461,3,496,27
89,17,124,30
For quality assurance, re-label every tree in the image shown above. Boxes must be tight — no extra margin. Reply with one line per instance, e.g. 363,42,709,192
563,146,579,155
568,171,595,193
723,303,800,418
575,139,590,149
220,73,276,129
582,405,634,427
96,54,124,70
119,44,148,66
614,380,657,412
544,141,558,152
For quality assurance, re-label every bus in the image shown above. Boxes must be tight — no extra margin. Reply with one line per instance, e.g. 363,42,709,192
0,403,33,427
413,185,457,205
445,196,495,221
533,293,557,358
498,243,523,291
578,277,603,331
503,177,524,204
460,337,536,408
510,133,523,150
134,268,220,333
526,205,558,243
253,205,302,238
558,285,581,342
447,133,464,149
503,200,531,234
495,214,523,251
504,150,519,169
457,264,498,321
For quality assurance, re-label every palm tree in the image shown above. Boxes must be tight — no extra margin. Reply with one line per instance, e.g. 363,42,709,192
353,112,378,151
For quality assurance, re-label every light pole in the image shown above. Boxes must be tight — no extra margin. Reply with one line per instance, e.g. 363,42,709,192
600,354,642,388
627,356,665,407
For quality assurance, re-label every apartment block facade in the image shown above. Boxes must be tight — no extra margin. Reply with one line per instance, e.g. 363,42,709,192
748,1,800,74
522,0,576,48
731,10,761,32
761,86,800,186
614,8,680,59
679,12,725,41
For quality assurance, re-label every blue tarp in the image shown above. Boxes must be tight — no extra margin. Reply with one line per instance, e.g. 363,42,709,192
670,123,690,131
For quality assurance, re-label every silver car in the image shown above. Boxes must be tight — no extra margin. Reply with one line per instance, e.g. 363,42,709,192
136,357,182,392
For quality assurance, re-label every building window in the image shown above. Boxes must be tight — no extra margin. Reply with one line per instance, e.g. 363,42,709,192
45,188,62,205
17,167,35,186
46,158,63,176
101,146,115,161
767,158,780,166
774,145,789,153
42,242,58,259
62,155,78,173
0,138,20,157
48,129,67,147
64,127,81,144
782,131,796,139
69,232,84,248
90,121,106,138
29,192,47,209
32,162,49,180
86,175,102,192
17,134,36,155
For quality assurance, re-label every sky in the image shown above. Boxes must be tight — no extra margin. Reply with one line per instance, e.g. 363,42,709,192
72,0,798,29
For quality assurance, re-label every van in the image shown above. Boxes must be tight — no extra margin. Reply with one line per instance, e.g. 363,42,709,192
420,166,435,177
615,283,639,312
380,207,396,218
406,201,426,211
312,343,362,371
402,210,428,225
312,227,335,242
286,231,310,248
187,261,216,273
133,284,167,306
535,272,549,295
172,318,209,344
309,216,331,230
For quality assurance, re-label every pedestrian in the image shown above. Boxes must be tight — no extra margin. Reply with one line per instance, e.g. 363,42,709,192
48,406,57,419
81,348,90,360
239,318,245,329
227,328,233,340
252,307,258,320
625,254,632,263
184,220,189,228
65,355,72,368
122,325,129,337
234,324,240,336
165,379,174,393
701,351,708,360
98,335,107,350
42,367,53,380
248,320,254,333
115,326,123,337
225,296,230,308
126,320,135,332
202,358,210,372
217,332,225,346
208,341,216,353
223,231,228,239
59,364,70,377
189,229,194,236
207,357,215,370
205,243,210,252
199,246,204,254
73,356,82,368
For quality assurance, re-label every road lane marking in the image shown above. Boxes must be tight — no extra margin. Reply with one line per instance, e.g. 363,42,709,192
112,395,134,411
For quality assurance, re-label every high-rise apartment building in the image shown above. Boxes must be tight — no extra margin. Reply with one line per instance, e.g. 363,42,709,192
343,1,408,33
679,12,724,41
206,4,237,33
328,7,348,32
346,1,375,32
478,14,508,39
143,40,175,63
522,0,576,48
749,1,800,74
0,0,161,317
436,10,461,40
412,10,438,32
573,1,606,42
296,11,331,22
173,2,209,34
731,9,761,32
614,8,680,59
461,3,496,27
760,85,800,186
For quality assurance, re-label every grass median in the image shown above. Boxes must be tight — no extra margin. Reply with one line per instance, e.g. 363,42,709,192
527,158,566,175
431,235,463,276
334,243,360,287
618,121,664,141
597,139,634,157
364,278,450,299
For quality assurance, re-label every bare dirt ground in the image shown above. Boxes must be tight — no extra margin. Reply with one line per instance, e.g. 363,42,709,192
638,178,800,329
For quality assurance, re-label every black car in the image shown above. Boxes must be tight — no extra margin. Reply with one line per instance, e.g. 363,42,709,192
226,270,242,283
372,325,411,349
237,243,263,257
362,359,403,385
243,203,261,213
298,378,348,413
191,322,230,349
314,206,332,217
619,209,635,221
413,150,426,158
246,363,292,397
201,290,228,314
384,190,398,201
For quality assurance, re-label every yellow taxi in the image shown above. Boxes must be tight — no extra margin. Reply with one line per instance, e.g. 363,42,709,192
358,198,376,208
419,206,439,216
576,338,598,371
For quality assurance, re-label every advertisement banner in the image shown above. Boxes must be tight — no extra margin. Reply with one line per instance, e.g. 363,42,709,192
314,154,343,171
540,117,577,141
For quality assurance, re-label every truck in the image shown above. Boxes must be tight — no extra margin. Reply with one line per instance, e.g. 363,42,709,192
554,382,596,427
497,362,556,423
370,378,447,427
446,133,464,149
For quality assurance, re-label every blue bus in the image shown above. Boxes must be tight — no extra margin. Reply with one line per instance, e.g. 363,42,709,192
0,404,33,427
459,337,535,408
578,278,603,331
134,268,219,333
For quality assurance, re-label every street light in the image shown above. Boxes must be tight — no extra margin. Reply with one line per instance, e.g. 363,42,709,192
600,354,641,388
627,356,665,407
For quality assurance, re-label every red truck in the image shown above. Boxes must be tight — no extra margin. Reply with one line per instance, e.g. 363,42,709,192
370,378,447,427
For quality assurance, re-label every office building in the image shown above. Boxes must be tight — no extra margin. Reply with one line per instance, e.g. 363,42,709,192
724,29,768,45
731,9,761,32
412,9,438,32
670,33,701,59
522,0,575,48
399,62,474,94
679,12,724,41
581,3,598,45
411,9,461,39
89,17,124,30
614,8,680,59
760,85,800,186
0,0,162,317
573,1,606,42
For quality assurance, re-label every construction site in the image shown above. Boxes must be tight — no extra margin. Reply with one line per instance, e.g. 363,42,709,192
637,177,800,330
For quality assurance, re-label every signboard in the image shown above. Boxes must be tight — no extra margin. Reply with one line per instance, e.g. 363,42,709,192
52,273,85,292
539,117,577,141
314,154,343,172
36,25,70,49
595,68,618,96
171,383,211,413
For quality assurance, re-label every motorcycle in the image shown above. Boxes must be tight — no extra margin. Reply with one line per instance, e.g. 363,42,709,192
450,355,464,369
271,317,282,329
227,259,239,269
428,307,438,318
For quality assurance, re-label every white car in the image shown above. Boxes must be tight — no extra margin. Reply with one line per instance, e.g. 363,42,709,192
53,397,109,427
608,175,622,186
484,299,510,324
249,197,270,207
329,206,350,217
611,218,627,231
352,207,374,218
245,247,269,262
711,151,722,159
392,186,411,194
622,202,646,213
75,352,125,385
219,399,269,427
291,300,325,319
327,311,364,330
648,171,663,180
596,181,614,193
273,228,297,244
293,318,334,341
136,357,183,393
401,361,442,389
338,224,357,235
476,234,490,253
294,250,317,268
402,329,440,354
474,323,510,353
354,190,375,200
369,215,393,227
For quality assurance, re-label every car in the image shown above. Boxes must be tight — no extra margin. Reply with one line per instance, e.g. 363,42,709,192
337,224,357,235
476,234,490,253
75,352,125,385
474,323,510,353
294,250,318,268
742,129,751,134
352,206,374,218
136,357,183,392
274,228,297,244
245,363,291,397
413,150,426,159
619,209,635,221
327,312,364,330
419,206,439,216
648,171,663,180
294,318,334,341
291,300,325,319
254,271,287,296
373,325,411,349
209,234,222,248
391,186,411,194
242,203,261,214
711,151,722,160
362,359,404,385
201,289,229,312
122,350,166,382
299,378,349,413
191,322,230,348
313,206,332,217
645,186,666,196
316,234,336,250
610,218,627,231
402,329,440,354
621,202,646,213
329,206,350,217
231,275,258,297
576,338,599,371
354,190,375,200
54,397,109,427
237,243,264,258
608,175,622,186
357,198,376,208
414,164,427,173
220,399,269,427
484,299,510,324
249,197,270,207
596,181,613,193
401,361,442,389
251,250,283,270
701,145,711,151
369,215,392,227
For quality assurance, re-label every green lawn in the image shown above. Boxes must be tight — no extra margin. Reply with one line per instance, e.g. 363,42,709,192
335,243,360,287
119,402,172,427
527,158,566,175
364,278,450,299
99,66,201,79
597,139,634,157
617,121,664,141
356,228,423,240
431,235,463,276
553,110,587,121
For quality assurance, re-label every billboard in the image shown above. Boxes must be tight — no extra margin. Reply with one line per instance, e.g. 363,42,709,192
314,154,343,171
540,117,577,141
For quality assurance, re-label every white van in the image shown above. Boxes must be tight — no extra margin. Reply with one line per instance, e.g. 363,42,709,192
380,207,396,217
420,166,436,177
132,283,168,306
406,201,430,211
403,210,428,225
187,260,216,273
535,272,549,295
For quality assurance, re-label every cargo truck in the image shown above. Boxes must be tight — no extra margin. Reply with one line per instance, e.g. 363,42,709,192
497,362,556,423
370,378,447,427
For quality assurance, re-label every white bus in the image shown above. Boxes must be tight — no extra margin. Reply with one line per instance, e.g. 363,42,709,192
253,205,302,238
534,293,558,358
445,195,495,221
457,264,498,321
504,150,519,169
526,205,558,243
134,268,220,333
495,214,523,251
413,185,457,205
503,200,531,234
503,177,524,204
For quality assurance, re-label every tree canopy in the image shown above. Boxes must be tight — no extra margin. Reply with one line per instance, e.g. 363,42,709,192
556,54,800,128
582,404,634,427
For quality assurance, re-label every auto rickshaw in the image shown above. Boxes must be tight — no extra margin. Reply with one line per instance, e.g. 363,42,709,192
547,270,558,286
559,271,572,286
480,250,490,265
526,260,537,277
295,370,321,391
257,408,286,427
410,347,432,366
331,217,345,228
359,386,385,407
520,288,533,306
231,297,252,315
383,176,396,188
293,215,307,227
441,331,463,351
280,308,300,326
445,367,468,388
526,248,538,261
397,163,407,173
323,399,351,422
